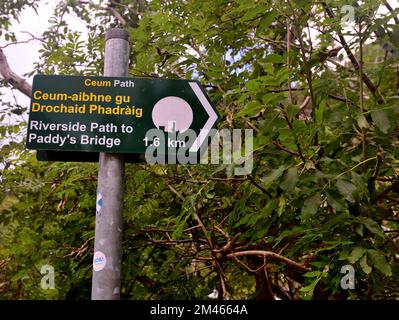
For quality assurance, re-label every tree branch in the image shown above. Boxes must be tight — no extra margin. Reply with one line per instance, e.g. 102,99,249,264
383,0,399,25
322,3,385,104
166,181,231,299
0,38,40,49
247,175,273,198
226,250,310,273
0,49,32,98
374,181,399,202
272,141,300,157
106,6,127,26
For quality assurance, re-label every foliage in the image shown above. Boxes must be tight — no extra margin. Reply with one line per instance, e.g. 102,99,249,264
0,0,40,43
1,0,399,299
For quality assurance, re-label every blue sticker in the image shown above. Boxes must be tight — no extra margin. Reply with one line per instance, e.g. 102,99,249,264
96,193,103,215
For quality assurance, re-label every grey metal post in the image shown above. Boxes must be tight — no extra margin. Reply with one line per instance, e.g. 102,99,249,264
91,28,130,300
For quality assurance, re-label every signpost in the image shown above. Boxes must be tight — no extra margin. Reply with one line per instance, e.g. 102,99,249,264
26,75,218,156
26,28,219,300
91,28,129,300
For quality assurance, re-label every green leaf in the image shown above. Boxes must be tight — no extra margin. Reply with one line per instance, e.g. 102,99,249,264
339,250,352,261
172,209,191,238
348,246,366,264
265,54,283,64
276,67,289,84
263,165,288,187
256,10,277,34
206,193,215,199
261,199,278,217
286,105,300,121
358,217,385,238
241,6,265,21
277,195,286,216
245,79,261,91
301,192,321,219
326,191,345,212
360,254,372,274
278,127,296,150
368,249,392,276
325,212,349,228
150,164,165,176
303,271,322,278
371,110,390,134
11,108,23,115
336,180,357,203
355,223,364,237
237,100,263,117
262,93,276,105
299,275,322,298
259,62,275,75
293,0,309,8
315,101,325,125
357,114,369,129
280,167,298,191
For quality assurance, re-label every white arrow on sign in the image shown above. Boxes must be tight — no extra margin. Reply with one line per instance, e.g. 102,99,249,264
189,82,218,153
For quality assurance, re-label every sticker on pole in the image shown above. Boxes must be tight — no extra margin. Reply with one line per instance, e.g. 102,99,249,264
96,193,103,215
93,251,106,271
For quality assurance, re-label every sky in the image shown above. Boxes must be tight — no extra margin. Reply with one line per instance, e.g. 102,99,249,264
0,0,87,111
1,1,52,108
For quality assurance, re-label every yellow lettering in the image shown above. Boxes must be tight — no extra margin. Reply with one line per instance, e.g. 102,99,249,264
84,78,112,87
33,91,42,100
32,102,40,112
89,104,98,113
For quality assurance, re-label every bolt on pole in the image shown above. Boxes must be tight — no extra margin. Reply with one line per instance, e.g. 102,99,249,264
91,28,130,300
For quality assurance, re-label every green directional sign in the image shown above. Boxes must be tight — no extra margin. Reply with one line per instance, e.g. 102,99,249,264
26,75,219,158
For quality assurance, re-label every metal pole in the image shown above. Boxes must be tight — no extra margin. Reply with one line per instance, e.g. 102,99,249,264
91,28,130,300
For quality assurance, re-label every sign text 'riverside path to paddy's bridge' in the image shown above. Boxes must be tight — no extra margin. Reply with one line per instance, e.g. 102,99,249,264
26,75,219,156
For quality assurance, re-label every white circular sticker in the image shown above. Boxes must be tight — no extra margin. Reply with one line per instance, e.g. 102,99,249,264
152,96,193,133
93,251,106,271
